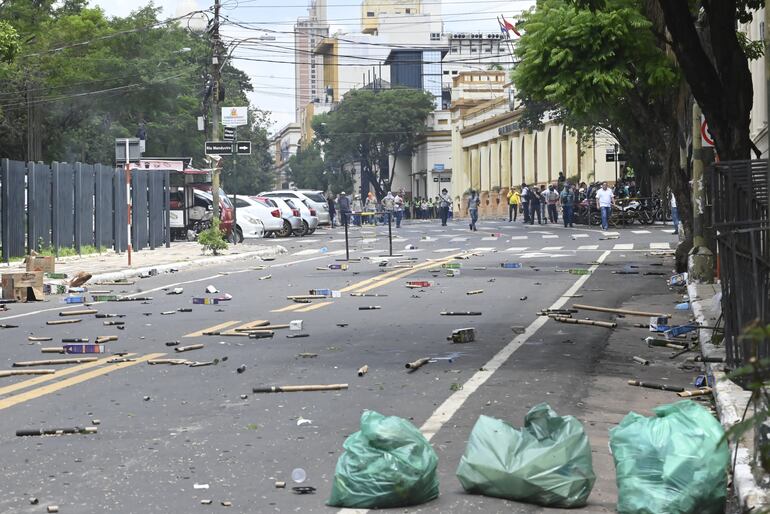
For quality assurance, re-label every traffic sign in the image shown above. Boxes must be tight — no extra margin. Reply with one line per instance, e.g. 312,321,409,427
223,127,236,141
205,141,234,154
701,115,714,147
221,106,248,127
235,141,251,155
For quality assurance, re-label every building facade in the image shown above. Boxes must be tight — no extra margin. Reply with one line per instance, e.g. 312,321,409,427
294,0,329,123
270,123,302,188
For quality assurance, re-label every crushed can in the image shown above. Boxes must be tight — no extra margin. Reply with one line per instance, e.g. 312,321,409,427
569,268,590,275
664,324,698,339
406,281,432,288
92,295,118,302
192,297,220,305
500,262,522,269
64,296,85,304
446,269,461,277
328,264,348,270
63,344,105,354
442,262,461,269
669,272,688,286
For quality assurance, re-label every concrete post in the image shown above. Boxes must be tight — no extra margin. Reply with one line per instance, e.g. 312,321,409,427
689,102,714,283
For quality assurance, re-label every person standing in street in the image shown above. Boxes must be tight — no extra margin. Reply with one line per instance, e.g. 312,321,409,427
560,183,575,227
468,190,480,231
595,182,614,230
338,191,351,227
539,185,548,224
351,194,363,226
438,188,451,226
365,192,378,225
382,191,395,226
507,187,521,222
520,183,531,224
670,191,679,235
546,185,560,224
529,185,542,225
394,190,405,228
327,193,336,228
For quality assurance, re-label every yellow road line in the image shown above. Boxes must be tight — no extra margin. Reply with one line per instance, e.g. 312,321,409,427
0,354,138,397
352,254,463,293
295,301,334,313
235,320,269,330
184,320,241,338
270,303,307,313
0,353,165,411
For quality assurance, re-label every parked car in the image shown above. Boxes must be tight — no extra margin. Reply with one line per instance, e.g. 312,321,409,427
253,196,302,237
258,189,330,225
169,189,234,241
232,195,284,240
283,198,319,236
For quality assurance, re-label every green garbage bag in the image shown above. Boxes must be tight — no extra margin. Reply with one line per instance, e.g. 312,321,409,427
327,410,439,508
456,403,595,507
610,400,728,514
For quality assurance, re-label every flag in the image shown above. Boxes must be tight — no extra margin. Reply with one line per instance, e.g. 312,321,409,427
502,15,521,37
497,16,509,37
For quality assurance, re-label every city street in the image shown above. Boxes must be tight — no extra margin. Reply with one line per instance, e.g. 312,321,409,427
0,219,685,513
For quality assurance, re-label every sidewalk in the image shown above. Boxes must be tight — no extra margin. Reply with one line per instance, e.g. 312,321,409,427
0,241,287,283
689,281,770,511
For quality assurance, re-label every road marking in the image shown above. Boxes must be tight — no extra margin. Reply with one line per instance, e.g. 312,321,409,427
541,246,563,251
481,237,498,241
542,234,559,239
632,230,651,234
235,320,269,330
470,247,495,252
184,320,241,338
602,231,620,236
578,245,600,250
570,233,589,238
505,247,529,252
432,248,461,253
509,236,528,240
650,242,671,249
271,303,308,313
0,353,165,411
295,301,333,312
292,249,320,256
450,237,468,242
613,243,634,250
351,254,462,294
0,354,138,397
339,251,613,514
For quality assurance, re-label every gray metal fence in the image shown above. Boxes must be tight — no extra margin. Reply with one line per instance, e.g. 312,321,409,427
710,159,770,368
0,158,171,262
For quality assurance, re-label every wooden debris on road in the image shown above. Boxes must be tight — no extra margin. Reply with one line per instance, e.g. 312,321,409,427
677,387,713,398
13,357,98,367
46,319,81,325
357,365,369,377
552,316,617,328
572,304,671,318
252,383,349,393
627,379,684,392
174,344,204,353
406,357,431,370
0,369,56,378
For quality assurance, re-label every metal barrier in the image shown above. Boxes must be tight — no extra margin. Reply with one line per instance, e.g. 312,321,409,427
710,159,770,367
0,158,170,262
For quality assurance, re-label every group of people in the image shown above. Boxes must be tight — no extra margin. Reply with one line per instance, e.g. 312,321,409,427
327,188,456,229
409,194,453,221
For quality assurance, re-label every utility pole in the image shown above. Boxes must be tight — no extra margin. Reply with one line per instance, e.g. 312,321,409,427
210,0,222,221
689,102,714,283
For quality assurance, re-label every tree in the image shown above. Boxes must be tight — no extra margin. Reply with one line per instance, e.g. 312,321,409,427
0,21,20,63
513,0,695,268
287,142,327,191
313,88,435,199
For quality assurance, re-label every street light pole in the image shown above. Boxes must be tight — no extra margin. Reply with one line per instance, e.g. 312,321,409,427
210,0,222,222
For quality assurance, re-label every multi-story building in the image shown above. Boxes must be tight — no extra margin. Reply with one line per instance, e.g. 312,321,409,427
295,0,329,123
740,8,767,156
270,123,302,188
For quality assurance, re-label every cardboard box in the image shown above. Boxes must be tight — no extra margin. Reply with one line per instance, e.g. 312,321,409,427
1,272,45,302
25,255,55,273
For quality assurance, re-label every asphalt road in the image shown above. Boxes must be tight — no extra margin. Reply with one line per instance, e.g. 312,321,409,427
0,217,680,513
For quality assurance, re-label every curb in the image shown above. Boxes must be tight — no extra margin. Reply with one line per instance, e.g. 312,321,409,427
688,282,770,510
87,245,287,283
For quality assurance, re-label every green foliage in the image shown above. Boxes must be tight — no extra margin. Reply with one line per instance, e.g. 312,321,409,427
287,142,327,191
221,109,274,195
313,88,435,198
736,31,765,61
36,243,104,257
197,219,228,255
725,322,770,473
0,21,20,63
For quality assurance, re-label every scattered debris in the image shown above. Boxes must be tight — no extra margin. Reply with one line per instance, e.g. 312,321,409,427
440,311,482,316
297,417,313,426
552,316,616,328
174,344,204,353
46,319,81,326
357,365,369,377
13,357,98,367
297,353,318,358
626,380,684,392
0,369,56,378
358,306,381,310
466,290,484,295
192,297,220,305
17,426,97,436
632,356,650,366
448,328,475,343
275,481,286,489
501,262,522,269
252,384,348,393
572,304,670,318
28,336,52,342
167,287,184,295
406,357,431,370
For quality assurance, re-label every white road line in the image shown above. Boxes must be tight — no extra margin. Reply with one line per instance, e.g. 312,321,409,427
292,249,320,256
433,248,461,253
509,236,528,240
470,247,495,252
613,243,634,250
541,246,563,251
602,231,620,236
542,234,559,239
505,247,529,252
570,233,589,238
481,236,498,241
632,230,651,234
650,242,671,249
578,245,599,250
450,237,468,242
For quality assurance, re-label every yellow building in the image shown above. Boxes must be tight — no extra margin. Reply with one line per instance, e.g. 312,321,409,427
361,0,421,35
450,71,619,218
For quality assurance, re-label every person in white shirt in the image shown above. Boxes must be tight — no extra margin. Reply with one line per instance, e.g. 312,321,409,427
670,191,679,235
595,182,614,230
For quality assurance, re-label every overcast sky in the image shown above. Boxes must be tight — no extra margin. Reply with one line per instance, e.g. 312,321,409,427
90,0,534,133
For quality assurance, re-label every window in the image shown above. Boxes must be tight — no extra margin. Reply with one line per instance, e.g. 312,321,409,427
450,46,458,53
443,70,449,75
367,11,375,16
234,198,251,208
405,8,411,13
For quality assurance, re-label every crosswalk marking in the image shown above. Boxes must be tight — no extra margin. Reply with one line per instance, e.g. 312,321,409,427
481,236,498,241
184,320,241,338
433,248,461,253
632,230,651,234
613,243,634,250
570,233,589,238
650,242,671,249
292,249,320,256
542,235,559,239
450,237,468,242
602,231,620,236
470,247,496,252
509,236,528,240
295,301,333,312
578,245,600,250
505,247,529,252
541,246,563,251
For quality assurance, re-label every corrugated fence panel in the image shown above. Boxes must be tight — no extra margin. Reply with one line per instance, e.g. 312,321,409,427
113,168,127,253
74,162,95,252
164,171,171,247
148,172,165,249
1,159,27,261
93,164,114,249
52,162,75,250
131,169,149,250
27,162,52,252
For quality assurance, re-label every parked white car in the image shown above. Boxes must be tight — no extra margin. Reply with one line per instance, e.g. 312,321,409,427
254,196,302,237
283,198,319,235
259,189,330,225
233,195,284,240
